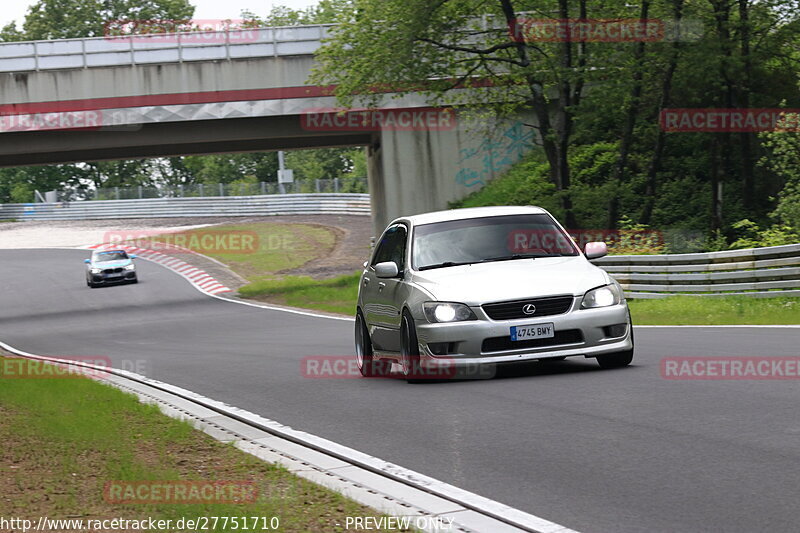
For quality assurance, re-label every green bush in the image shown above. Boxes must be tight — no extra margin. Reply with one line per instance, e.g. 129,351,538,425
728,219,799,249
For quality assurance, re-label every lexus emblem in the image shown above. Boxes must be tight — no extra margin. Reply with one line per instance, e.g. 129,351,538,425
522,304,537,315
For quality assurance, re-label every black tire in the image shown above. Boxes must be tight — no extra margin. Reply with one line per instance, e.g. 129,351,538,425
400,312,424,383
87,280,97,288
355,310,389,377
596,349,633,369
596,320,634,369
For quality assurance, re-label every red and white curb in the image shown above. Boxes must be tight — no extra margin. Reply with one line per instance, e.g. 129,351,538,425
86,243,232,295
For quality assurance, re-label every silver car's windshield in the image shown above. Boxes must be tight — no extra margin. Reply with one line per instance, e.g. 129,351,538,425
93,251,129,262
413,214,578,271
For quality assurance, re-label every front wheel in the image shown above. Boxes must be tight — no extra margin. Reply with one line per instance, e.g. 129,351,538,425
597,318,634,369
400,312,424,383
596,349,633,369
355,311,388,377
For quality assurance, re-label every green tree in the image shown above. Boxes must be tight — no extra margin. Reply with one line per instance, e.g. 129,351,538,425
5,0,194,40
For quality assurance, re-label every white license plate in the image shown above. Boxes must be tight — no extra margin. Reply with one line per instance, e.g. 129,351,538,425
510,323,555,341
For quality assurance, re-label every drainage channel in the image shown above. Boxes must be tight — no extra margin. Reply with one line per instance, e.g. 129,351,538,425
0,343,578,533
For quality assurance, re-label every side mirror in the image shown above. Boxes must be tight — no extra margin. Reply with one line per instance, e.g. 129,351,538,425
84,259,91,264
129,254,137,259
374,261,399,278
584,241,608,260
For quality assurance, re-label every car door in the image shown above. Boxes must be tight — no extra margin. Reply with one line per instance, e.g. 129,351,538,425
365,224,408,353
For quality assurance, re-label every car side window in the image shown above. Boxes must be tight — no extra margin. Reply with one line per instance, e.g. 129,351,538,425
371,225,407,272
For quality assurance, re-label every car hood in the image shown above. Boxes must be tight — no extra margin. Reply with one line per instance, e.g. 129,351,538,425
410,256,609,305
91,259,132,268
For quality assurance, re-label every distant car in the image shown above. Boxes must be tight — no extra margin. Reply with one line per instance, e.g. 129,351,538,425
355,206,633,382
85,250,138,288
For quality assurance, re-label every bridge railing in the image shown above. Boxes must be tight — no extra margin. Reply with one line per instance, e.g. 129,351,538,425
0,24,334,73
593,244,800,298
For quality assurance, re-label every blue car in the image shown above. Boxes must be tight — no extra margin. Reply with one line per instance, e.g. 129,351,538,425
85,250,138,288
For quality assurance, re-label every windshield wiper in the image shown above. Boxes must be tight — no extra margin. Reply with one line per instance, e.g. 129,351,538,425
479,253,556,263
418,261,476,271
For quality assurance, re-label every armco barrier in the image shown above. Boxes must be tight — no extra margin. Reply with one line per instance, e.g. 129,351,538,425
0,193,370,221
593,243,800,298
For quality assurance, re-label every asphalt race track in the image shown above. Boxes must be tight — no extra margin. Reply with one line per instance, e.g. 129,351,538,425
2,249,799,532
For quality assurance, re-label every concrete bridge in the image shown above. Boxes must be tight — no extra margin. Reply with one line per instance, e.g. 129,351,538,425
0,25,536,233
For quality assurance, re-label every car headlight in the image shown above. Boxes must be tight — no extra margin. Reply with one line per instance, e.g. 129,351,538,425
581,283,623,309
124,264,135,270
423,302,477,323
90,268,102,274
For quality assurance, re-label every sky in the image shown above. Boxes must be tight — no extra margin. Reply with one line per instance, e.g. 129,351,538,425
1,0,321,29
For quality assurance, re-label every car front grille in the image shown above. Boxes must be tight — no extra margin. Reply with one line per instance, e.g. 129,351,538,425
482,295,574,320
103,268,123,274
481,329,584,353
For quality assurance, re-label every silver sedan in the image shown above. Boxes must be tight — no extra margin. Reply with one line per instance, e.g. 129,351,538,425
355,206,634,382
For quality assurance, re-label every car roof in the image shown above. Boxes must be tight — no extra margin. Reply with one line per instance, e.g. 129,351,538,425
395,205,549,227
92,249,127,255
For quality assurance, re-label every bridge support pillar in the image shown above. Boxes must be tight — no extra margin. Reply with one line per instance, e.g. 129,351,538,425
366,112,537,237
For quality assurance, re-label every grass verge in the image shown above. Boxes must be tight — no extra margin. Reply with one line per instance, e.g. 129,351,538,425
0,355,404,532
628,296,800,325
150,222,338,282
238,273,360,315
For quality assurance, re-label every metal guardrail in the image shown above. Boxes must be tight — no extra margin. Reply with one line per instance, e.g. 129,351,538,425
0,193,370,221
594,243,800,298
0,24,333,73
70,178,367,201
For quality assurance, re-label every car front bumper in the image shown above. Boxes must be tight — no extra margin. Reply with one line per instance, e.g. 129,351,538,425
414,299,632,366
90,271,137,284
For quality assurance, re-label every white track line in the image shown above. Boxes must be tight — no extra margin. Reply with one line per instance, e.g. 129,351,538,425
0,339,578,533
83,244,798,326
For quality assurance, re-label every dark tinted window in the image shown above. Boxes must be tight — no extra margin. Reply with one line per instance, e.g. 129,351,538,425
93,251,129,262
413,214,578,270
371,224,407,271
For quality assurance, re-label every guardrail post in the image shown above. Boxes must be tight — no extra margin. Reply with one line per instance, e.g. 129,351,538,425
260,181,266,195
179,184,184,197
199,183,205,197
138,185,143,199
225,27,230,61
219,183,224,196
115,187,120,200
334,178,340,193
315,179,320,193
